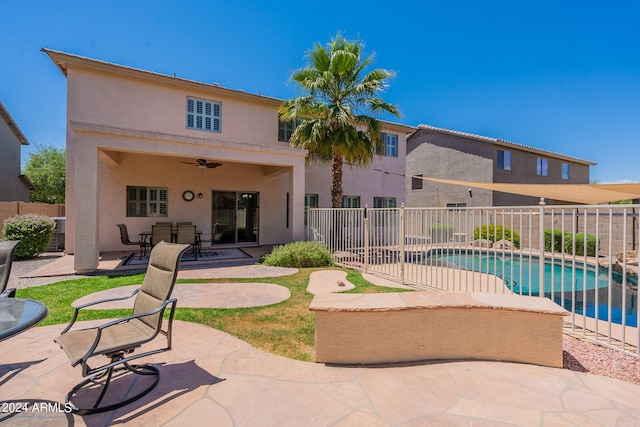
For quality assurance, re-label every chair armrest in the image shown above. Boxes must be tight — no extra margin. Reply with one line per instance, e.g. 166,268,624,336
60,288,140,334
0,288,16,298
96,297,176,330
76,298,178,368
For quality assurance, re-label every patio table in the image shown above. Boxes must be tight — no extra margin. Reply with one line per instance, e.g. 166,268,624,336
0,298,48,341
139,229,202,244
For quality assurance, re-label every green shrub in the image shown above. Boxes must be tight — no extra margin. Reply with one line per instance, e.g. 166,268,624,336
2,214,56,259
473,224,520,248
567,232,597,257
544,229,568,253
261,241,333,268
544,229,597,256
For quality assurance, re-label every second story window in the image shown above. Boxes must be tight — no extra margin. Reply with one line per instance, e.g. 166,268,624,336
536,158,548,176
187,97,221,132
278,119,298,142
562,163,569,180
379,133,398,157
497,149,511,170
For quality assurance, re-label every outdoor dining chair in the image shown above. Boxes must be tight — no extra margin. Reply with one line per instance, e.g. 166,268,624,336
176,224,199,260
116,224,149,258
54,241,189,414
0,240,20,298
151,224,172,247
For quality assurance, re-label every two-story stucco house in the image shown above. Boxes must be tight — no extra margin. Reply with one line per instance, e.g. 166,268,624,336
43,49,412,273
406,124,596,207
0,101,34,202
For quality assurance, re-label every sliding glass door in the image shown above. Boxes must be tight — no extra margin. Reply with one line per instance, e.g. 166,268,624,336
211,191,258,244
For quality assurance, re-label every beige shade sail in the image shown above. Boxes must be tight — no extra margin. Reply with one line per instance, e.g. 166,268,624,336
419,177,640,205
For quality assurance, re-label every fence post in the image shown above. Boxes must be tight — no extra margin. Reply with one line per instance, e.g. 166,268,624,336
400,203,405,284
538,198,546,297
364,205,369,274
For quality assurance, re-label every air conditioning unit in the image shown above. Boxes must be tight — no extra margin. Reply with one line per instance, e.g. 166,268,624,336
46,217,66,252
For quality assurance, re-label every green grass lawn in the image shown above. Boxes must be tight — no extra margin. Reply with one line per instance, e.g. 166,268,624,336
17,267,411,362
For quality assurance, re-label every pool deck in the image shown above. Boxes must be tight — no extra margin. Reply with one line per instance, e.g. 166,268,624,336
2,252,640,425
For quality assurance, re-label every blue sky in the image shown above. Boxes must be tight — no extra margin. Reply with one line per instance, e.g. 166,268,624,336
1,0,639,183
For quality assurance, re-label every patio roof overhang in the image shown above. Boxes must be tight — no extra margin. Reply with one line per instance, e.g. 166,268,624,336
419,177,640,204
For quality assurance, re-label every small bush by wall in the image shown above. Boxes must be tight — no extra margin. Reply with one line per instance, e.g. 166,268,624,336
473,225,520,249
261,241,333,268
544,229,567,253
2,214,56,259
544,229,597,257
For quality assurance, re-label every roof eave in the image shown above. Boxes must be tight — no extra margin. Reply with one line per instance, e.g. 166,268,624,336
0,101,29,145
414,123,595,166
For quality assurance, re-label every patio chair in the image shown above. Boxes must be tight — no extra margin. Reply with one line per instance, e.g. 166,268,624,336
116,223,149,258
176,224,199,260
54,241,189,415
0,240,20,298
176,221,192,226
151,224,172,246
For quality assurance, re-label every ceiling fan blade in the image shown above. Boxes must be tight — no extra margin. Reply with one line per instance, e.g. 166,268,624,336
206,162,222,168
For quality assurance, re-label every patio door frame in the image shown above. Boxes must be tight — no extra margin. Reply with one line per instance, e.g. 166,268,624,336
211,190,259,245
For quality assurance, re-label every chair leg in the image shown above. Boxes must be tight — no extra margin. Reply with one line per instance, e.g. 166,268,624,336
65,361,160,415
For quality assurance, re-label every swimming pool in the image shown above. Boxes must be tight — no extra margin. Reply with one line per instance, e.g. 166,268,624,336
432,251,638,327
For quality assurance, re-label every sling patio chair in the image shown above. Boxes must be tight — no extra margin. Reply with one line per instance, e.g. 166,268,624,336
0,240,20,298
54,241,189,414
151,224,173,247
116,223,149,259
176,224,199,260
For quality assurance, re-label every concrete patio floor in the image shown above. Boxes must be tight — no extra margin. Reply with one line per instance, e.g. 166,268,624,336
3,320,640,426
2,253,640,425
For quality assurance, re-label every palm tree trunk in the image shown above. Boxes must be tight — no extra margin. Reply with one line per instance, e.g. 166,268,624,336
331,152,343,208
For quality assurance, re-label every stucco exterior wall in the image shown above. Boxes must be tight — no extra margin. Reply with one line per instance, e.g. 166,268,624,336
311,292,567,368
66,67,286,150
406,130,493,207
0,114,29,202
304,126,409,208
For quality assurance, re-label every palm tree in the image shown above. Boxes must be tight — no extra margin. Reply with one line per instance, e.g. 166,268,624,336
279,33,400,208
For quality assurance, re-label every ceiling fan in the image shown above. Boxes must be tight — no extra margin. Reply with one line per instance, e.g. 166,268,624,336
181,158,222,169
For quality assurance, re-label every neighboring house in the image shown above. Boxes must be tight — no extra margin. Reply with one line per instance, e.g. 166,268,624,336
43,49,413,273
0,101,34,202
406,124,596,207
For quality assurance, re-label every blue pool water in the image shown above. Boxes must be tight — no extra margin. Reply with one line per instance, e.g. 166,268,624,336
432,251,638,327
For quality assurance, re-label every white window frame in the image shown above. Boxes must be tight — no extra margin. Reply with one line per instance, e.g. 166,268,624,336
562,163,569,180
186,97,221,132
536,158,548,176
497,149,511,170
379,133,398,157
278,119,298,142
341,195,361,208
127,186,168,217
